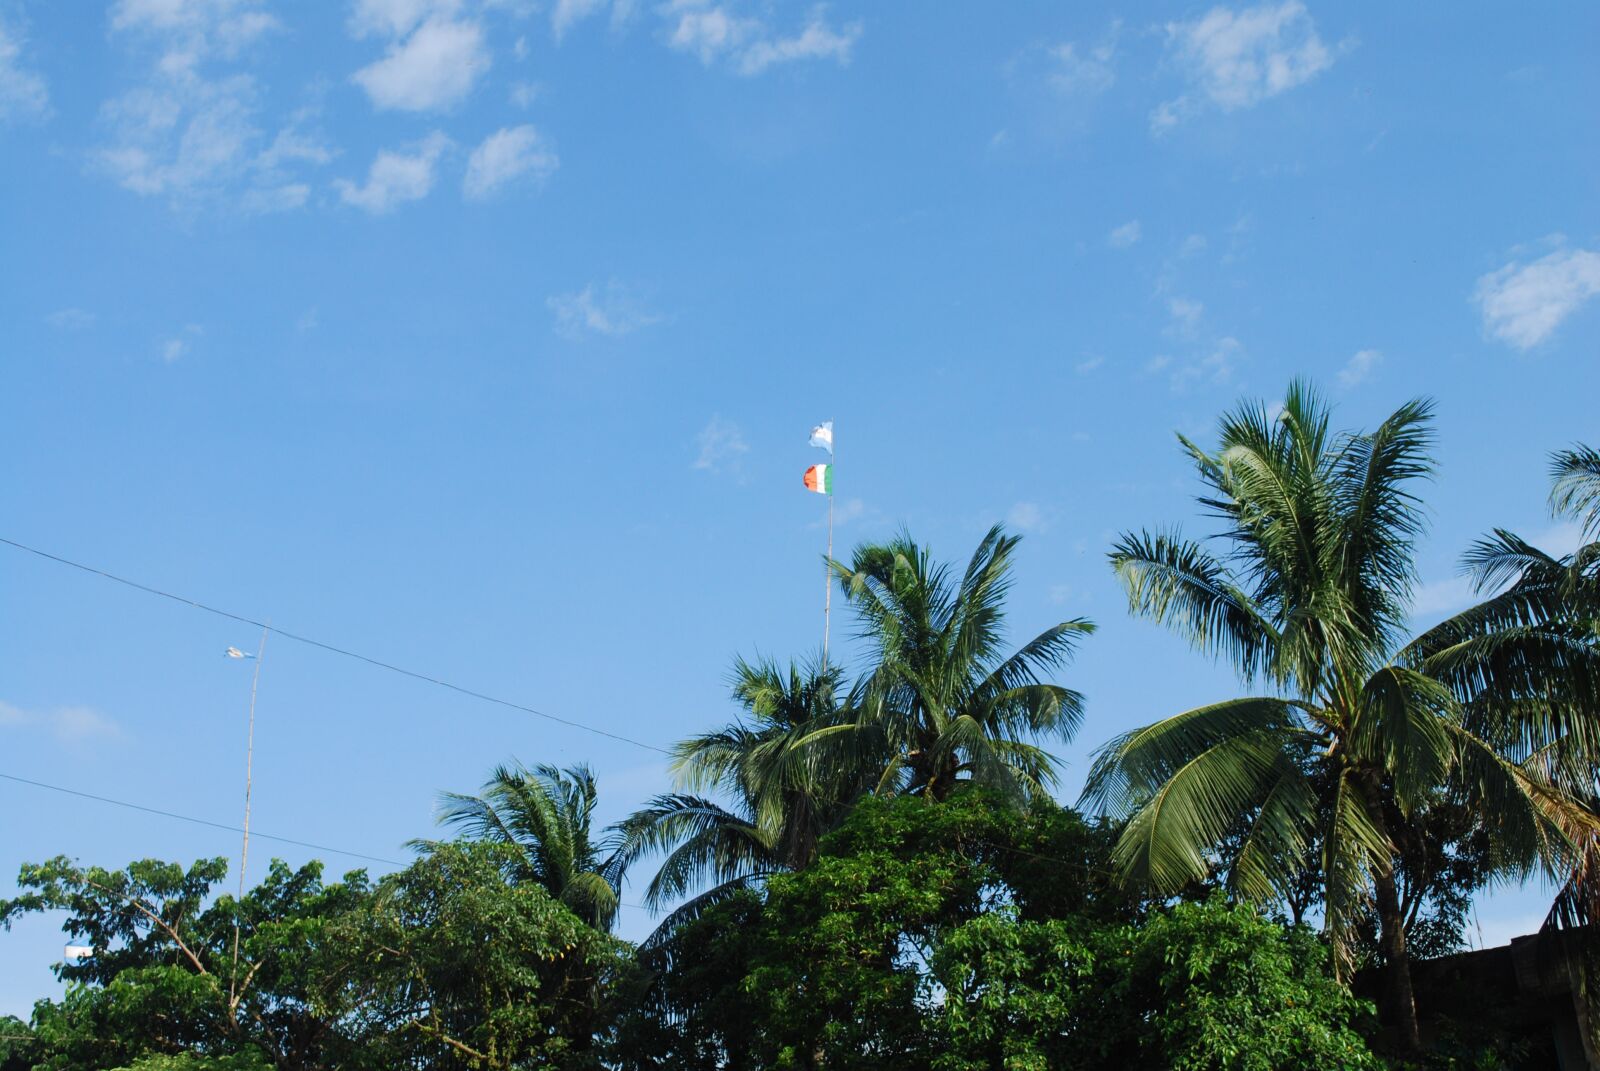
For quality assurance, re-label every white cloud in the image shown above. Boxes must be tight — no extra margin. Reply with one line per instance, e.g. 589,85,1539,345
161,323,202,362
348,0,462,39
241,182,309,213
1154,1,1334,131
99,73,261,198
547,281,658,339
662,2,860,75
1168,296,1204,330
1169,335,1242,392
1075,355,1105,374
1475,246,1600,350
549,0,635,39
736,14,860,75
832,497,866,525
98,2,328,211
509,80,539,107
110,0,280,60
1007,501,1048,533
1045,35,1116,96
1337,347,1381,388
1410,576,1478,619
46,308,97,330
0,700,122,744
0,19,49,121
1533,521,1586,559
353,15,489,111
693,415,747,472
463,125,557,200
334,131,450,214
552,0,607,39
1107,220,1141,249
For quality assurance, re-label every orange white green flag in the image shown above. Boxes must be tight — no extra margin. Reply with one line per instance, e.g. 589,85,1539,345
803,463,833,495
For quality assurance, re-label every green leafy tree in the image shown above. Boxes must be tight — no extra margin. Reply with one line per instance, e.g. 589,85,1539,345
1083,384,1578,1052
430,762,626,932
617,792,1377,1071
828,525,1094,801
1,844,632,1070
332,841,632,1070
0,855,372,1070
1073,898,1382,1071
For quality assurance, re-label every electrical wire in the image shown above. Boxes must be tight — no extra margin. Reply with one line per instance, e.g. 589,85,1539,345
0,771,655,910
0,539,1128,906
0,536,672,757
0,771,403,866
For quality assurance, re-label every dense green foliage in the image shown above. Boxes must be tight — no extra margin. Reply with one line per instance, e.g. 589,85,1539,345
618,792,1379,1070
4,391,1596,1069
0,844,632,1070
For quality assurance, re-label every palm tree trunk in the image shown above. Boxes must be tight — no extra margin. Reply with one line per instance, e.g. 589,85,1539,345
1373,864,1421,1052
1355,769,1421,1053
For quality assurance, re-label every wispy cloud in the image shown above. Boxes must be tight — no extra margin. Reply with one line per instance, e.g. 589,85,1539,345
1475,244,1600,350
550,0,631,41
46,308,97,330
1107,220,1141,249
0,700,122,744
352,10,491,112
96,2,331,211
1337,347,1381,388
1168,296,1204,333
1410,576,1480,619
0,17,49,121
1044,30,1118,97
334,131,451,214
662,2,861,76
463,124,557,200
1152,1,1335,132
1007,501,1049,533
1075,355,1105,374
693,415,748,472
161,323,203,362
547,281,658,339
1169,336,1243,392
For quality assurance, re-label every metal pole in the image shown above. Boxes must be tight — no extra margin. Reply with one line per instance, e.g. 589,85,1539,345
229,624,268,1001
823,422,834,665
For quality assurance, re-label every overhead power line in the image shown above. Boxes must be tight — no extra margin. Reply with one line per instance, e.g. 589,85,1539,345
0,771,404,866
0,536,672,757
0,771,655,911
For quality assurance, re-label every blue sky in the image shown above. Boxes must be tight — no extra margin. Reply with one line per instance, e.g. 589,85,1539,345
2,0,1597,1013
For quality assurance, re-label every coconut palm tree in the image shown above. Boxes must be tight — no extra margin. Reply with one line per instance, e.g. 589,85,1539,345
1430,444,1600,1040
1081,384,1580,1053
429,762,625,932
614,657,859,939
826,525,1094,802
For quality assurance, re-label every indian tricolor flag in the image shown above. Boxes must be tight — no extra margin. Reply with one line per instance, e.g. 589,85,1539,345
802,463,833,495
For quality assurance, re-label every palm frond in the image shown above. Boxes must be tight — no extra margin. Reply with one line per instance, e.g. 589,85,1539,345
1551,444,1600,540
1109,531,1278,681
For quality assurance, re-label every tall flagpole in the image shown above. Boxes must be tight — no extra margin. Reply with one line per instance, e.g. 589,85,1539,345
823,420,834,665
230,624,268,1002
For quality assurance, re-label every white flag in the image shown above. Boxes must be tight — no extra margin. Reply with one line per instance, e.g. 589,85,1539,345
64,945,94,959
808,422,833,451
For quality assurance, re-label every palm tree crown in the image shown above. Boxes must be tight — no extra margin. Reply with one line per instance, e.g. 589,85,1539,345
1082,383,1575,1051
431,762,625,932
829,524,1094,801
614,657,856,937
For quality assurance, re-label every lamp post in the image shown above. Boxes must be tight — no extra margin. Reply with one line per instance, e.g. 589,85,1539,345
225,627,268,1001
